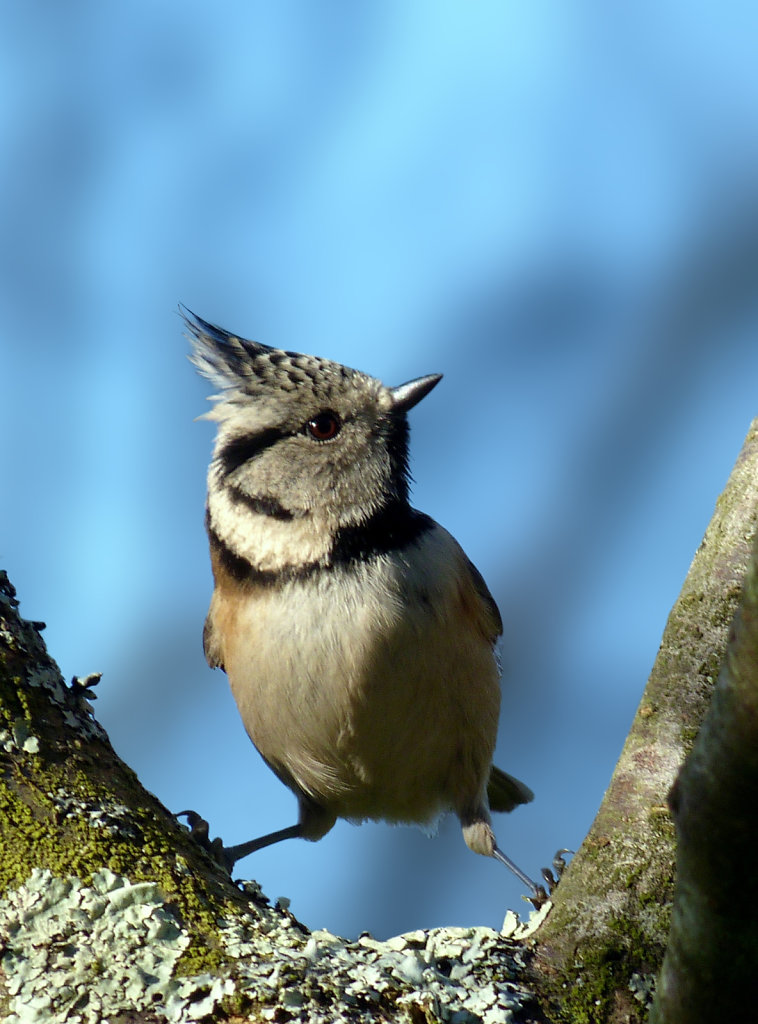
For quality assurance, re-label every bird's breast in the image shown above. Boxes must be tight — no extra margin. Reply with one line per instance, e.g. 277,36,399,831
210,527,501,824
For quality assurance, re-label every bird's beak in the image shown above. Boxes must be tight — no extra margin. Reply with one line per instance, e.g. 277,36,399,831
389,373,442,413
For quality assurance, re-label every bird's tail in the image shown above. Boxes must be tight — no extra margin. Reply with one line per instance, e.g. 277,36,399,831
487,765,534,813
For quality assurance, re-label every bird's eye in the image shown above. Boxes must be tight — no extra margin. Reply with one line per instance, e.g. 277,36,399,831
305,410,341,441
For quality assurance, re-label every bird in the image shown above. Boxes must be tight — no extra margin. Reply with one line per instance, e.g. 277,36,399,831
183,307,540,897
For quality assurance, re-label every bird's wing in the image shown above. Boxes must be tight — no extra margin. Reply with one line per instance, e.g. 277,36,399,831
462,553,503,642
202,612,224,670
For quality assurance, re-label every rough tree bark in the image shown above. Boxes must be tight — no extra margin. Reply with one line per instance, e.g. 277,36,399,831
2,421,758,1024
532,419,758,1022
650,450,758,1021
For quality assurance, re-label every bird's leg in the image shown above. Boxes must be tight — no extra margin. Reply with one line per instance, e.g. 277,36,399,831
493,845,548,908
221,824,304,867
178,810,305,872
178,796,336,875
492,845,542,896
461,812,548,907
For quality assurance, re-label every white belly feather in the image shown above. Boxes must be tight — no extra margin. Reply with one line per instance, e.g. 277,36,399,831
216,526,501,824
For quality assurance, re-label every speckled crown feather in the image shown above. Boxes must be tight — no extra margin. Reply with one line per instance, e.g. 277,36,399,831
182,307,375,407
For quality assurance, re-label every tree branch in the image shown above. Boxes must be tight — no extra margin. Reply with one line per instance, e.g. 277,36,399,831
651,477,758,1020
531,419,758,1022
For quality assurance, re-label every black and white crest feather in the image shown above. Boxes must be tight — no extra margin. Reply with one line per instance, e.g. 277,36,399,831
183,306,274,389
182,306,376,413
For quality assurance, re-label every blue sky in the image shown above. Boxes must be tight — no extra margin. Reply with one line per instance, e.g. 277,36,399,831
2,2,758,937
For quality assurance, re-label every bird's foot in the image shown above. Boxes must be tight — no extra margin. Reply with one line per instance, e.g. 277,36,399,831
526,885,550,910
178,811,303,873
540,848,573,893
177,809,236,873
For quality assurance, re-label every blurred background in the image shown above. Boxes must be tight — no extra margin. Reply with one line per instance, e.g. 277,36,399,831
2,2,758,939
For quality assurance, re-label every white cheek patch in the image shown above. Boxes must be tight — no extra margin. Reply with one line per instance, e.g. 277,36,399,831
207,486,332,571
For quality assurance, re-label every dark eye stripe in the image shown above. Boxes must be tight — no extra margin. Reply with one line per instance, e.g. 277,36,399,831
216,428,284,476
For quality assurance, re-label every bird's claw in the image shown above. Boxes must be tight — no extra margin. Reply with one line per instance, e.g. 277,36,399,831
177,810,235,873
527,884,550,910
553,848,572,876
540,848,573,893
